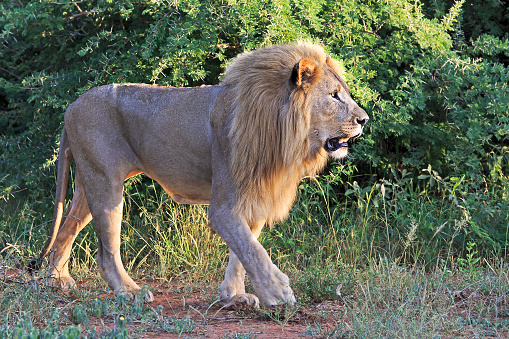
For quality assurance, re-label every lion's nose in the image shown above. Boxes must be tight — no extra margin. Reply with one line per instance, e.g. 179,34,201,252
356,117,369,127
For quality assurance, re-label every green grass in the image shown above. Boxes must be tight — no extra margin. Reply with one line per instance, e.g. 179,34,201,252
0,165,508,337
305,260,509,338
264,167,509,273
121,179,229,283
0,271,196,338
2,256,508,337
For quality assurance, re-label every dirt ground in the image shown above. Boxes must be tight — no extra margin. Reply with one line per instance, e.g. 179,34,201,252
84,282,344,338
138,290,339,338
56,278,509,338
7,268,509,338
2,268,343,338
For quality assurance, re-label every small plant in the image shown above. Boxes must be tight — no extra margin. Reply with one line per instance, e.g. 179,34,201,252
457,241,482,276
293,265,355,304
84,315,130,339
222,331,259,338
257,302,300,329
157,315,196,334
0,312,82,338
307,323,348,338
150,305,196,335
90,298,109,317
70,304,89,326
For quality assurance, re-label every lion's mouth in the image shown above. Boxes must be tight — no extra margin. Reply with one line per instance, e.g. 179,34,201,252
324,137,349,152
325,132,363,152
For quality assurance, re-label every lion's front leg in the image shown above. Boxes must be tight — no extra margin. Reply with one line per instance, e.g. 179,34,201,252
220,250,246,299
219,220,266,308
210,206,296,308
219,250,259,308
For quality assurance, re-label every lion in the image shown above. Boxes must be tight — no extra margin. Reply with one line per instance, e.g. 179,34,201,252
36,42,368,307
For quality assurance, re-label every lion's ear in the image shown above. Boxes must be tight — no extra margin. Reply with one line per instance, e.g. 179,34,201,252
291,58,320,91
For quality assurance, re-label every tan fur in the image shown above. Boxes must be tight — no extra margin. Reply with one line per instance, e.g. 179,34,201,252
37,42,368,307
225,44,321,224
224,43,361,225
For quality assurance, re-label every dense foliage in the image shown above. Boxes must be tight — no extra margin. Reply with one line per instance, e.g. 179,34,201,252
1,0,508,260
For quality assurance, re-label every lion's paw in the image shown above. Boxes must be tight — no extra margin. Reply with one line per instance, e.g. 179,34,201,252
254,268,297,307
48,275,76,290
117,286,154,303
219,277,245,302
222,293,259,310
258,284,296,307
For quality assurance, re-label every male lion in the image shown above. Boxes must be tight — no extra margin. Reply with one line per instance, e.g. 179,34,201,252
37,42,368,307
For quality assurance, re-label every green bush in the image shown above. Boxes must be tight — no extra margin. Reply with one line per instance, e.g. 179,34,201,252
1,0,508,258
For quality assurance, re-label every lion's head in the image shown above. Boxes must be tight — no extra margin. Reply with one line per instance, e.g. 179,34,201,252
221,42,369,224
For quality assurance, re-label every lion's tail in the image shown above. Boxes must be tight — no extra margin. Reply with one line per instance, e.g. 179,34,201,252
37,127,72,264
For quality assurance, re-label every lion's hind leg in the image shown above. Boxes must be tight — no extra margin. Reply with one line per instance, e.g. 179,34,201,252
79,167,154,302
48,172,92,289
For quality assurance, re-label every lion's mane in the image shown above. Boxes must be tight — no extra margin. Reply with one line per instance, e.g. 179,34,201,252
222,42,339,225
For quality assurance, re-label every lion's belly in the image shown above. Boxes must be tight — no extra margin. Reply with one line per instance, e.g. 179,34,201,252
167,192,210,205
151,173,212,205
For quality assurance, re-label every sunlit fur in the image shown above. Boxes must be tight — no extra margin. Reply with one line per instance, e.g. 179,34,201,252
222,42,340,225
35,41,367,307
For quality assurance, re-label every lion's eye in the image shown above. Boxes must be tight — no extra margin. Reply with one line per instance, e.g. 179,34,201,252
331,91,343,102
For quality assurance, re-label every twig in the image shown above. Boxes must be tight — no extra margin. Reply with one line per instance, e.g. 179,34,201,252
360,15,384,38
50,1,87,4
68,10,96,20
0,66,21,80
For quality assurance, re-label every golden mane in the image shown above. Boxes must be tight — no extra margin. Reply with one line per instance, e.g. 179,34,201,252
221,42,333,224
